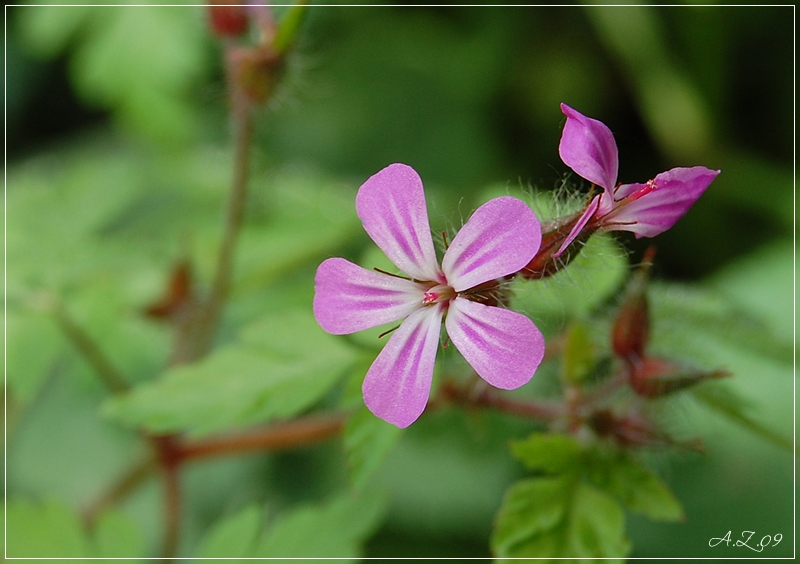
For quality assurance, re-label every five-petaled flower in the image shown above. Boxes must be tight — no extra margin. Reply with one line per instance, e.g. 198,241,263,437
313,163,545,428
555,103,720,256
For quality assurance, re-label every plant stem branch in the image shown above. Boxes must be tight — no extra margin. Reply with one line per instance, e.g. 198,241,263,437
439,380,562,423
53,304,130,394
178,413,347,461
81,454,157,529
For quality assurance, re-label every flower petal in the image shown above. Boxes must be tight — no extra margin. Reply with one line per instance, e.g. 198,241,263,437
442,196,541,292
362,305,444,428
553,194,600,258
602,166,720,238
356,163,443,283
559,103,619,194
313,257,424,335
445,297,544,390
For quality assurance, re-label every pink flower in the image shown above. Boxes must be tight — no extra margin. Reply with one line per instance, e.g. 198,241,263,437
555,103,720,255
313,163,545,428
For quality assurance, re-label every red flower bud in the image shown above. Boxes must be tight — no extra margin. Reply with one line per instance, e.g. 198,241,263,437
629,356,730,398
208,2,249,38
588,409,703,451
612,247,655,361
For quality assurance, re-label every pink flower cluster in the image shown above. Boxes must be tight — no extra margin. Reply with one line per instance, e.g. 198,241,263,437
313,104,719,428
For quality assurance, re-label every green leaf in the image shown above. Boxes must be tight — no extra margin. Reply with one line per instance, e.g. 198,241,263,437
103,309,357,436
233,170,362,293
92,510,145,559
493,478,630,561
591,453,684,522
691,383,793,452
18,5,210,143
510,433,582,475
344,406,404,490
6,499,145,560
254,493,386,559
195,504,263,559
491,476,573,556
6,310,64,402
6,499,91,558
564,482,630,560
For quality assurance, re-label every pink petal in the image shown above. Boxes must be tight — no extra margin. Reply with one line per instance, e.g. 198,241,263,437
445,297,544,390
441,196,541,292
553,194,600,258
362,305,444,428
356,164,443,283
559,103,619,194
602,166,720,238
313,257,425,335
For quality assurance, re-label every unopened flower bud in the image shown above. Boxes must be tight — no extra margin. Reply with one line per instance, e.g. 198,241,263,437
208,1,249,38
227,45,283,104
612,247,655,361
519,214,594,279
588,409,703,451
629,356,729,398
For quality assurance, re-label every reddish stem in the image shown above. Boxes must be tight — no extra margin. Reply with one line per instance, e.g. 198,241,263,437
178,414,347,461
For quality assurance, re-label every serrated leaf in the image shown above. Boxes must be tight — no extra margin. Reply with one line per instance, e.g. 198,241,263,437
6,499,91,558
344,406,404,490
493,476,630,561
592,454,684,522
254,493,386,559
92,510,145,559
195,504,263,559
565,482,630,560
510,433,582,475
103,309,356,436
491,476,573,556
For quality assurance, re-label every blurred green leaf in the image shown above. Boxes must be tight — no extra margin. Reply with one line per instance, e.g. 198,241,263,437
6,499,144,559
493,477,630,560
6,499,91,558
254,492,386,559
564,482,630,560
18,4,209,142
6,310,64,402
510,233,628,328
344,406,404,490
195,504,263,559
584,4,711,160
492,476,572,557
103,309,357,435
709,240,793,344
510,433,582,476
590,453,684,523
92,510,145,559
691,383,793,452
233,169,363,294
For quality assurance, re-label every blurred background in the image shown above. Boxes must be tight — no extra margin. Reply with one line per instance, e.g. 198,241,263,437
6,3,794,559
